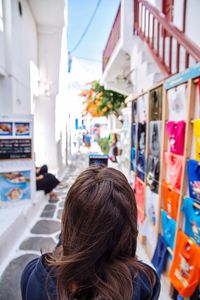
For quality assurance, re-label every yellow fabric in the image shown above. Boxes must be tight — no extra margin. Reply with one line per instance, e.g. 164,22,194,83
193,119,200,161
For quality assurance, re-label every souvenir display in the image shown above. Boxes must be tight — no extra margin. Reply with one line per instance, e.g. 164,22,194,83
193,119,200,161
162,180,180,220
187,159,200,202
169,230,200,297
136,152,145,181
150,87,162,121
167,84,187,121
165,153,183,189
134,177,145,223
140,218,157,249
138,122,146,152
149,121,162,157
166,121,186,155
181,197,200,246
146,155,160,193
138,94,147,123
161,210,176,249
130,65,200,296
145,187,159,226
151,234,168,278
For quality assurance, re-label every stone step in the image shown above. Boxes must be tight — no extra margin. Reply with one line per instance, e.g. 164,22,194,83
0,191,47,274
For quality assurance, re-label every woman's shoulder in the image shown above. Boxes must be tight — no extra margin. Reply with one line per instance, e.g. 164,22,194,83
21,254,56,300
131,262,161,300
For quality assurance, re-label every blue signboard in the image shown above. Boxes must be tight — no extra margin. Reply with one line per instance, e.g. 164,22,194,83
164,62,200,90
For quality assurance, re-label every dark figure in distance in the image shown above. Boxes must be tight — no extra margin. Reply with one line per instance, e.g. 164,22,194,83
36,164,60,201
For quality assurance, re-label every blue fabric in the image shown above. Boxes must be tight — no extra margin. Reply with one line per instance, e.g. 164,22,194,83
181,197,200,246
187,159,200,203
138,123,146,153
151,234,168,278
161,210,176,249
137,151,145,181
21,255,161,300
132,123,136,148
131,147,136,171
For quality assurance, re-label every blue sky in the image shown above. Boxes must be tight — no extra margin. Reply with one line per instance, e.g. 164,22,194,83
67,0,120,62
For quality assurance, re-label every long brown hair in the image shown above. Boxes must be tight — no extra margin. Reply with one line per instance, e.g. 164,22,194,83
49,166,156,299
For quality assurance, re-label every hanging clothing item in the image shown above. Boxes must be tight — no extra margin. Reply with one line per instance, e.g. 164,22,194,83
132,123,136,148
150,87,162,121
167,121,186,155
138,122,146,153
134,177,145,224
132,100,137,123
145,186,159,226
162,180,180,220
130,147,136,171
169,230,200,298
165,153,183,189
137,151,145,182
193,119,200,161
181,197,200,246
161,210,176,249
149,121,162,157
187,159,200,202
138,93,148,123
146,155,160,193
151,234,168,278
167,84,187,121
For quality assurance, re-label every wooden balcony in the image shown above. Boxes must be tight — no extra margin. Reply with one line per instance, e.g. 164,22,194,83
102,4,121,72
134,0,200,75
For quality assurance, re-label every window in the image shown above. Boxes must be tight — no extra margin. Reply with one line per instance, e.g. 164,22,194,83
0,0,3,32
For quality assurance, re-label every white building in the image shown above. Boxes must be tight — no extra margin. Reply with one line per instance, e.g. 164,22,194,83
102,0,200,97
101,0,200,175
0,0,67,172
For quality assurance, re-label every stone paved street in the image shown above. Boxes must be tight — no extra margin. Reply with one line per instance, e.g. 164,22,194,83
0,153,88,300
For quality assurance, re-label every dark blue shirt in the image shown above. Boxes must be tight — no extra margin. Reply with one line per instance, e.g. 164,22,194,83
21,255,160,300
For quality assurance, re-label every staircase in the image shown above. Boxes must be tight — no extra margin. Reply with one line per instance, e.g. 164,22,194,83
134,0,200,76
102,0,200,96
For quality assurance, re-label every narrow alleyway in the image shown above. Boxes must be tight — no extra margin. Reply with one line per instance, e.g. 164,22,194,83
0,151,166,300
0,153,88,300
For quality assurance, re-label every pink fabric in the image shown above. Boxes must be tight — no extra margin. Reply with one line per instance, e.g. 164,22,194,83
134,177,145,223
165,152,183,189
167,120,186,155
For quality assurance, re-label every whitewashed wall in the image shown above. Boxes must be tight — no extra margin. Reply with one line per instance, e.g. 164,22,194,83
0,0,66,172
185,0,200,47
0,0,37,114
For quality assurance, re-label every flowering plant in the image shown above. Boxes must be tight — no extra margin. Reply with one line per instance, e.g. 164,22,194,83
81,81,126,118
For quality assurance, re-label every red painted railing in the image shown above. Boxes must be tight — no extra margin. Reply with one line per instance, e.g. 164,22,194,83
102,4,121,72
134,0,200,75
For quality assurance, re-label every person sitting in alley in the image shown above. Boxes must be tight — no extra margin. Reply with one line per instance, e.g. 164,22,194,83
21,165,160,300
36,164,60,201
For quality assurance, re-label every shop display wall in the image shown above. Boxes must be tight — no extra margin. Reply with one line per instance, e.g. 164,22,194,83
129,63,200,299
130,84,163,252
